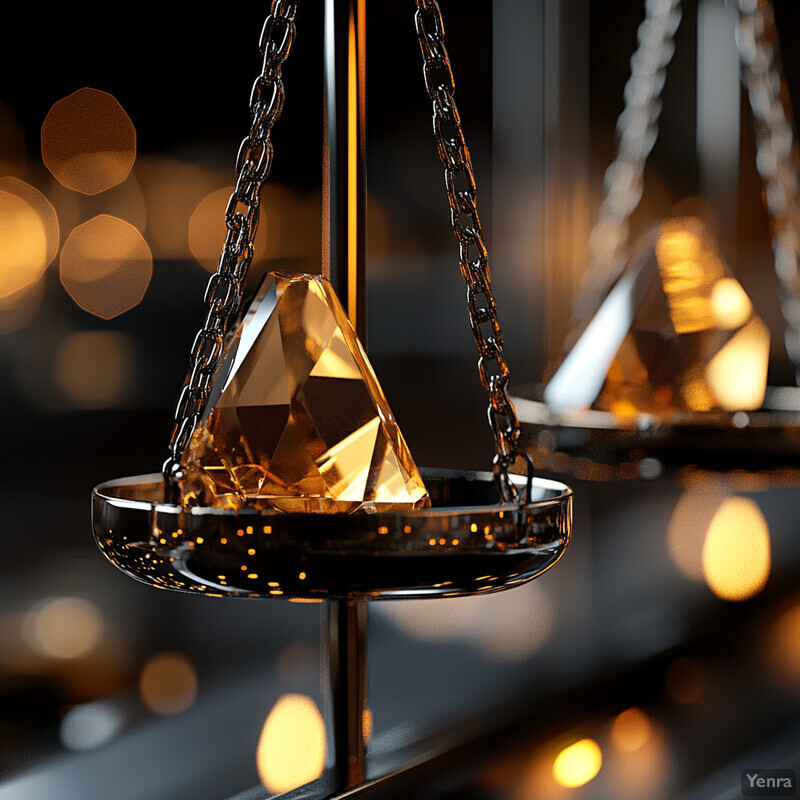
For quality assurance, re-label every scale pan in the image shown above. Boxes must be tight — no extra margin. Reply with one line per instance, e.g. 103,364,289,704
92,469,571,600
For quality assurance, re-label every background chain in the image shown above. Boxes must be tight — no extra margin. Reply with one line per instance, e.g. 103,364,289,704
163,0,299,493
414,0,532,503
737,0,800,380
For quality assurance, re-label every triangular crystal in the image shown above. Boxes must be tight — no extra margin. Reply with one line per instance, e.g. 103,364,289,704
544,218,770,418
181,272,430,513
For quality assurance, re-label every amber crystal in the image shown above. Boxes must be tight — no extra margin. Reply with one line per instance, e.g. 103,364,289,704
181,272,430,513
545,218,770,418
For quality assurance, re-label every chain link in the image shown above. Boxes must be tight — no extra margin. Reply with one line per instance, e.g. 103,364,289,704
414,0,529,503
737,0,800,378
163,0,299,492
567,0,681,347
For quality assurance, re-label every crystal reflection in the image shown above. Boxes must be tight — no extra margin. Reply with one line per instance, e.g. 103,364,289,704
545,217,769,418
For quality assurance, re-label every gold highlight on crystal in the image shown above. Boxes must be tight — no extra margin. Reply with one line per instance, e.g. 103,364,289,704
544,217,770,418
182,272,429,513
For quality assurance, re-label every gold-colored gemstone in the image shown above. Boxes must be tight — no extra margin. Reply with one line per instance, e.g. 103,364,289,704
182,272,430,512
545,218,770,418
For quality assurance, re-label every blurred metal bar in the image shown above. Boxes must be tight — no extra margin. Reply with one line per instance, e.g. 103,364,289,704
697,0,740,257
323,0,367,342
323,600,368,789
492,0,546,382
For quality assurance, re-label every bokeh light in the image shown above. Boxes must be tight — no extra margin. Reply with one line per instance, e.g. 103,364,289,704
667,485,728,581
139,652,198,715
0,177,59,268
765,599,800,685
60,702,125,751
610,708,652,752
276,641,316,684
0,189,49,298
257,693,326,794
136,156,229,259
55,330,135,409
666,656,708,704
552,738,603,788
24,597,104,660
383,581,555,662
41,88,136,195
702,496,771,601
60,214,152,318
189,186,268,272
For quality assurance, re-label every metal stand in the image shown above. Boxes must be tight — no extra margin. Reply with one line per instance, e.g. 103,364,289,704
323,1,368,789
324,601,368,788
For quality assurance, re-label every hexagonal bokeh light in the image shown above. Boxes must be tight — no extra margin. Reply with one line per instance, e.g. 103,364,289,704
60,214,152,319
41,88,136,196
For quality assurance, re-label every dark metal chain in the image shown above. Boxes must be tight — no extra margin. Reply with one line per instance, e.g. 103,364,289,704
737,0,800,377
414,0,532,503
163,0,299,491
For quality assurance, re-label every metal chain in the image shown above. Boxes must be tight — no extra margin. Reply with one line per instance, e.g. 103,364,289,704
414,0,532,503
163,0,299,491
737,0,800,379
567,0,682,347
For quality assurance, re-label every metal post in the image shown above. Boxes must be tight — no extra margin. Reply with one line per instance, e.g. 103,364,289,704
323,600,368,789
322,0,369,791
323,0,367,342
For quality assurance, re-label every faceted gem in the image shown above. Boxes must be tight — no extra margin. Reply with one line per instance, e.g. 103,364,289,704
181,272,430,513
544,218,770,418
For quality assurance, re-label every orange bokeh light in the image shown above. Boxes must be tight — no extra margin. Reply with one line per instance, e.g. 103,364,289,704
189,186,268,273
0,189,49,298
0,177,59,269
41,88,136,195
60,214,152,319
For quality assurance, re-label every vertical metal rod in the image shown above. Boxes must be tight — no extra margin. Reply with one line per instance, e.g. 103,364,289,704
323,0,367,341
321,0,369,790
322,599,368,789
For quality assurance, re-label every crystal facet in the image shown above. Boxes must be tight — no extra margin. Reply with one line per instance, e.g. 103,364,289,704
182,272,430,513
545,218,770,418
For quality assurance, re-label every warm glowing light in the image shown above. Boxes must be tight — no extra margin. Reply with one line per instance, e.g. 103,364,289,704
610,708,652,752
139,652,198,715
257,694,326,794
552,739,603,788
0,190,48,298
705,318,770,410
0,177,59,269
765,601,800,683
25,597,104,660
666,657,707,704
188,186,268,272
55,331,135,409
702,496,770,601
136,156,227,259
363,708,373,742
60,214,152,318
711,277,752,328
41,88,136,195
667,485,728,581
